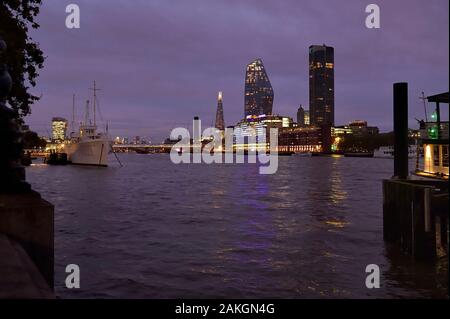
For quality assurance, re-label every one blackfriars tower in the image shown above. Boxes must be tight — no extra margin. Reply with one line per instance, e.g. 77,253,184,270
309,44,334,126
215,91,225,131
244,58,274,117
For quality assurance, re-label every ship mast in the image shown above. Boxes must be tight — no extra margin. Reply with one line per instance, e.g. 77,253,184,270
71,94,75,136
420,91,428,122
85,100,90,126
89,81,100,127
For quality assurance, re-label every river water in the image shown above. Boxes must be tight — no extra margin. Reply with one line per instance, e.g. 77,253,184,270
26,154,448,298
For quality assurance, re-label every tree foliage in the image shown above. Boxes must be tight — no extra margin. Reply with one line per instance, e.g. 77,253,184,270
338,132,417,152
23,129,46,148
0,0,44,119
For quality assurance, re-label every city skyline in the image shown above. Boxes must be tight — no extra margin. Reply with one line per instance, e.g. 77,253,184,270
1,0,448,301
24,0,449,141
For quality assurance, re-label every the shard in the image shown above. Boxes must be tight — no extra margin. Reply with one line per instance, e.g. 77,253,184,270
215,91,225,131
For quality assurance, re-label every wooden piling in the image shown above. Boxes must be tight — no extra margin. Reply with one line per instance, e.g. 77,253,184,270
393,83,409,179
383,179,448,261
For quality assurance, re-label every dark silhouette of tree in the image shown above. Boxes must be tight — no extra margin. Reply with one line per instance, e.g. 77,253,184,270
0,0,44,120
23,130,46,148
338,131,417,152
339,133,393,152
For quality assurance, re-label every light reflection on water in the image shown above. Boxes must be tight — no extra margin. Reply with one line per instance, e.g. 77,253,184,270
26,154,448,298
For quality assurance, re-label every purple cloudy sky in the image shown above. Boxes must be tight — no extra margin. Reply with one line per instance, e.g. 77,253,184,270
26,0,449,141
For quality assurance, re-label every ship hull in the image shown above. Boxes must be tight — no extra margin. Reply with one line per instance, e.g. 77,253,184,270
64,139,111,166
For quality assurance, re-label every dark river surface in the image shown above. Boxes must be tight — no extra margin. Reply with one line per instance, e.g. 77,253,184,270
26,154,448,298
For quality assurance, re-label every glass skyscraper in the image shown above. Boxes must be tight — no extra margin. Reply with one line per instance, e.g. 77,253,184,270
244,58,274,117
309,44,334,126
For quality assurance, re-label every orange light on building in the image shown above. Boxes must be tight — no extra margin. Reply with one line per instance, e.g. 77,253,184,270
425,144,432,173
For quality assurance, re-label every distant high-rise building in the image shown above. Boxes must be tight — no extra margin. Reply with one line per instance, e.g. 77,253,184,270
309,44,334,126
304,110,310,126
215,91,225,131
244,58,274,117
52,117,68,142
297,105,305,126
348,120,379,136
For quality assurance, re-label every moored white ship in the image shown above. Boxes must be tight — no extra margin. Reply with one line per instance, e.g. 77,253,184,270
374,145,418,159
64,126,111,166
63,82,112,166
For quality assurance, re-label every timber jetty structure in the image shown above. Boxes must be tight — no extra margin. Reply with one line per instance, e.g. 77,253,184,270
383,83,449,261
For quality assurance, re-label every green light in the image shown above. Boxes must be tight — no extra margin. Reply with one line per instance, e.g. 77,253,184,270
428,126,438,139
431,112,437,121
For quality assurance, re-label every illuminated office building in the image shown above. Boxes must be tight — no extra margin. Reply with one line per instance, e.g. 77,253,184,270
51,117,68,142
244,58,274,117
348,120,379,136
309,44,334,126
278,126,332,153
304,110,310,125
297,106,305,126
233,114,293,151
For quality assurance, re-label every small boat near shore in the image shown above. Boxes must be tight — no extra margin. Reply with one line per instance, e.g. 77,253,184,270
373,145,418,159
311,152,343,157
278,151,295,156
294,152,312,157
134,148,151,154
44,151,69,165
344,151,374,158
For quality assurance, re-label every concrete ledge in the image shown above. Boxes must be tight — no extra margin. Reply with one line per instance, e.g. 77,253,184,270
0,191,54,288
0,234,54,298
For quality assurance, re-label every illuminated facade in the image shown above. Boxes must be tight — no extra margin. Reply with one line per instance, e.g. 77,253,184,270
331,126,353,137
309,44,334,126
261,115,293,129
233,115,293,151
348,120,379,136
304,110,310,125
215,91,225,131
52,117,68,142
331,126,352,151
244,58,274,117
278,126,328,153
233,117,267,151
